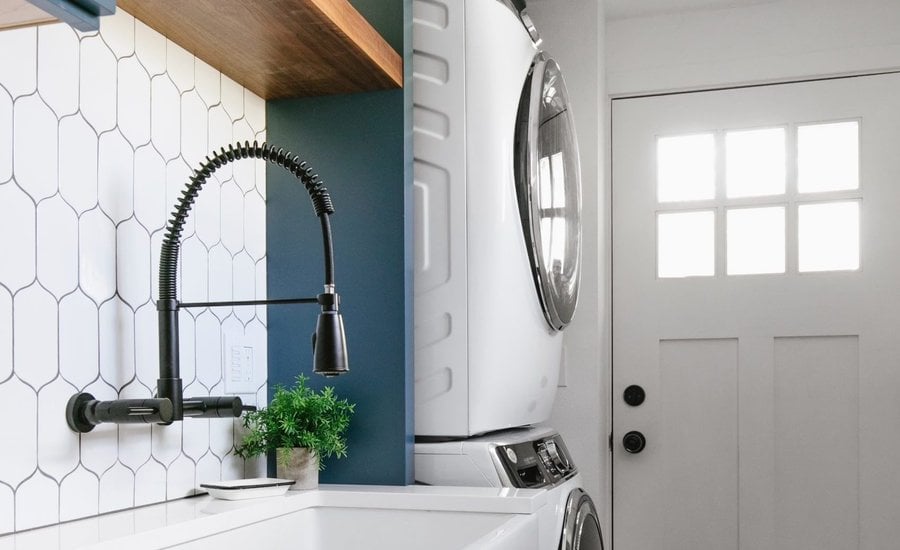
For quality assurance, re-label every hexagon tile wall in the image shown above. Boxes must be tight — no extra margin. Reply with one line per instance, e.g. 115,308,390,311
0,9,268,534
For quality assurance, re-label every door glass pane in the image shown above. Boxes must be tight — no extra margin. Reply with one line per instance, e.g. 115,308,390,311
798,121,859,193
798,201,859,272
727,206,785,275
657,134,715,202
726,127,786,198
658,210,715,278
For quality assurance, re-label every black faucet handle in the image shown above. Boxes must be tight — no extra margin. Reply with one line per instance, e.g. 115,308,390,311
182,395,244,418
66,393,174,433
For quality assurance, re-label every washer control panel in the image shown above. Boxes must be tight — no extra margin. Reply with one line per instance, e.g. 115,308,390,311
495,433,577,489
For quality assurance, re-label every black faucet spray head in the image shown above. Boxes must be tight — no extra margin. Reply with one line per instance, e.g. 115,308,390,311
312,289,349,377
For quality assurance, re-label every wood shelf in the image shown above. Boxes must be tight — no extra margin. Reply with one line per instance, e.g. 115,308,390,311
118,0,402,100
0,1,57,31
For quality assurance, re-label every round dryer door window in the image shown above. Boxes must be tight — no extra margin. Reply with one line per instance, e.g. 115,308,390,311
514,54,582,331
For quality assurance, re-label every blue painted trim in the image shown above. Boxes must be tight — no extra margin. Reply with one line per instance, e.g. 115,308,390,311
267,88,410,485
26,0,115,32
402,0,414,485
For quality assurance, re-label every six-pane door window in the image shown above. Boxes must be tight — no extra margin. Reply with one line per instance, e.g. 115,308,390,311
656,120,860,278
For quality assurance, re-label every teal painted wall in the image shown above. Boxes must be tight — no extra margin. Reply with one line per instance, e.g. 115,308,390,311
265,0,412,485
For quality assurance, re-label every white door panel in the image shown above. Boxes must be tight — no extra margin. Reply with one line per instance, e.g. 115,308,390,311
612,73,900,549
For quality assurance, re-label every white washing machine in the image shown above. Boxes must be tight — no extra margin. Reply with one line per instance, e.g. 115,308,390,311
416,427,604,550
413,0,582,437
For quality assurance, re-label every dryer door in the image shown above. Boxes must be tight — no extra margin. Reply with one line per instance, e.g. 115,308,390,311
515,55,582,331
561,488,604,550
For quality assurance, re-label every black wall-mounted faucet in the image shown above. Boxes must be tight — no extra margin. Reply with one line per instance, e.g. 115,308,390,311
66,141,349,433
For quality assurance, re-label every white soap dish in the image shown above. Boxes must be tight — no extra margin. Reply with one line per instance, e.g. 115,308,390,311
200,478,296,500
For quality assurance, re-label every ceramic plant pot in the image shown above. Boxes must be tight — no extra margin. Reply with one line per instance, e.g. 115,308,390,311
276,447,319,490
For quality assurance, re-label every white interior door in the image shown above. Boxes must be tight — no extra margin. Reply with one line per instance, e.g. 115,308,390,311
612,73,900,550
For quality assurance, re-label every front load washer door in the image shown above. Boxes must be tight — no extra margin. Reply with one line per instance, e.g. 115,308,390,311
561,488,604,550
515,54,582,331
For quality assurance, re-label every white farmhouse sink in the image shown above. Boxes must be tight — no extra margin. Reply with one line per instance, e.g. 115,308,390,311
175,506,535,549
0,485,546,550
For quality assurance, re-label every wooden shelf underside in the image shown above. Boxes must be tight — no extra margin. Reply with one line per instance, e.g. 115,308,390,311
119,0,402,100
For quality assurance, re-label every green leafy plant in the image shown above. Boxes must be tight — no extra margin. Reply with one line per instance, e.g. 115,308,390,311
235,375,354,470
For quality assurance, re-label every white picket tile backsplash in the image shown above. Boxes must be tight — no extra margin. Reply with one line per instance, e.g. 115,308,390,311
181,90,208,167
166,39,195,93
99,462,134,513
58,293,97,388
221,75,244,121
80,36,117,133
244,93,266,135
134,21,164,76
133,145,166,231
166,455,195,500
0,29,36,98
37,196,79,298
220,181,244,254
100,10,134,60
58,466,98,522
195,60,221,109
0,92,11,182
0,290,10,380
0,378,36,485
15,94,58,201
0,185,35,290
0,485,11,533
98,298,135,388
16,473,59,530
36,378,80,481
58,115,99,214
117,219,151,306
118,424,152,471
0,10,267,535
151,75,180,161
37,25,79,118
78,208,117,303
133,460,165,507
98,130,135,223
14,285,57,388
118,57,151,148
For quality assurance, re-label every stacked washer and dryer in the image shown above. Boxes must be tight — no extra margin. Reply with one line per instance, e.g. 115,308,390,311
413,1,603,548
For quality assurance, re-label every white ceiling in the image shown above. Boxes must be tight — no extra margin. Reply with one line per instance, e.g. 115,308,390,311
603,0,777,21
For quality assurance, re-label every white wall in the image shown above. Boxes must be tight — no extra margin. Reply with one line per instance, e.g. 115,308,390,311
607,0,900,95
528,0,609,524
0,10,267,534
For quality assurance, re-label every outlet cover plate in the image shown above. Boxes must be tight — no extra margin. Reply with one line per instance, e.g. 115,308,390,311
223,334,256,394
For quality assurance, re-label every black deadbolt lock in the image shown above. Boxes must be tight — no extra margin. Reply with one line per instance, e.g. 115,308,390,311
623,431,646,454
623,384,645,407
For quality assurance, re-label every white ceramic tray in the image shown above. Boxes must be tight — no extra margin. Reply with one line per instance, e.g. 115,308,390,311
200,478,295,500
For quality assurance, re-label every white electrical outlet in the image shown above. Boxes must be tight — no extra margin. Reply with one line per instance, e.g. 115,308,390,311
223,334,256,394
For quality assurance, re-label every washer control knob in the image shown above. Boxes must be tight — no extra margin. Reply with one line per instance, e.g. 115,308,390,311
545,440,570,472
622,431,647,454
505,447,518,464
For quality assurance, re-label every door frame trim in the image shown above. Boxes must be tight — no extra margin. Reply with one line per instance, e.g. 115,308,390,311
609,68,900,101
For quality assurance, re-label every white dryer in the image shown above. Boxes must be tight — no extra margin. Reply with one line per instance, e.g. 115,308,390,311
413,0,582,437
415,427,604,550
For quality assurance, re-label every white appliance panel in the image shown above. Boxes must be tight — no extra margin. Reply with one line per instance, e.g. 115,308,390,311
413,0,564,437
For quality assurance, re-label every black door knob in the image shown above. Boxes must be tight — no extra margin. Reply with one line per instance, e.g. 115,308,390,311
623,384,645,406
622,431,646,454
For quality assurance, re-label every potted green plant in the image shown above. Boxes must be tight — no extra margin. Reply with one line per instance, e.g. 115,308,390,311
235,375,354,489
